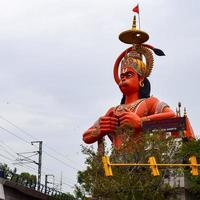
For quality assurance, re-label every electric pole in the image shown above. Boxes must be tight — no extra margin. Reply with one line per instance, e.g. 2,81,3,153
45,174,55,194
60,171,62,192
31,141,43,190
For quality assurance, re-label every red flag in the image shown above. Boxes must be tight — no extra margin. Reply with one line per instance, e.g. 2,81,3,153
132,4,139,14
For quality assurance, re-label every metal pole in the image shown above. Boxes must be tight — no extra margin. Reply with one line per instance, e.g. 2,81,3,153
38,141,42,190
60,171,62,192
45,174,55,193
110,163,200,167
31,141,43,190
138,12,141,30
45,175,48,194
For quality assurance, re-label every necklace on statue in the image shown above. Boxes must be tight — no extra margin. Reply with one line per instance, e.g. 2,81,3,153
114,98,145,116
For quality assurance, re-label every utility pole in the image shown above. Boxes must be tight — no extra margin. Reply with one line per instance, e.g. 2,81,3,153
45,174,55,194
31,141,43,190
60,171,62,192
15,140,43,190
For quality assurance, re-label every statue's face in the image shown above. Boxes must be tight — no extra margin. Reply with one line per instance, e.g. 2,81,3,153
119,67,140,95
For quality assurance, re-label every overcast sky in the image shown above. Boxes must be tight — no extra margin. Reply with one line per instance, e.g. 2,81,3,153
0,0,199,194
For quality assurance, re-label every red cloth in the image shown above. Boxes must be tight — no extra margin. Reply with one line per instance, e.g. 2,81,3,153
132,4,139,14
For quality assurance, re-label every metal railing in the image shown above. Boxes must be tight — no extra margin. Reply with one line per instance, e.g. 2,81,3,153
0,169,70,200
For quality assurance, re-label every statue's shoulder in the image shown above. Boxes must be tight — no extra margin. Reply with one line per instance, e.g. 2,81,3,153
144,96,170,114
143,96,160,113
144,96,159,104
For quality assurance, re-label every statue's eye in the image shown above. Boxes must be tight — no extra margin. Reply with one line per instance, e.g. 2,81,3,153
127,73,133,78
120,74,125,79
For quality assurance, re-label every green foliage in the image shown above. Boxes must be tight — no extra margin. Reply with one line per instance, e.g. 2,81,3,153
75,130,185,200
178,138,200,198
179,139,200,159
18,172,37,186
0,163,17,178
55,192,76,200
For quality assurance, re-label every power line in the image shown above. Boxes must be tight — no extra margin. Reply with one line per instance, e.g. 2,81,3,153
0,141,41,176
16,161,56,181
16,162,38,174
43,145,78,166
0,154,48,184
0,153,15,162
0,116,80,191
0,125,78,171
0,141,49,177
0,115,79,165
0,148,39,175
0,140,19,157
0,125,31,145
0,153,43,179
0,115,35,139
62,182,75,188
14,150,76,187
0,144,17,158
42,150,78,171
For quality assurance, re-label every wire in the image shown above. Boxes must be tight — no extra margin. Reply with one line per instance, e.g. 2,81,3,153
0,115,79,165
43,145,78,166
0,140,19,157
0,116,81,192
0,153,15,162
16,162,38,173
0,115,35,139
0,125,79,171
0,144,17,159
60,182,74,188
42,150,79,171
0,125,31,145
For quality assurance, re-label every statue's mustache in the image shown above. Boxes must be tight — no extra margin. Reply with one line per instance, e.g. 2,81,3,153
119,81,128,87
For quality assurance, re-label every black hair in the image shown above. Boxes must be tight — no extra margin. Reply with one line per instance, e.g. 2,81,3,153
139,77,151,99
120,77,151,104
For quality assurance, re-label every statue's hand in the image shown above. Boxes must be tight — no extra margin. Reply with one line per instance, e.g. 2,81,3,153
118,111,141,129
98,116,118,135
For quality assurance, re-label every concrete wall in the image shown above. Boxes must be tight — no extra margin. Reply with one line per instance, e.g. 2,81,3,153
0,178,54,200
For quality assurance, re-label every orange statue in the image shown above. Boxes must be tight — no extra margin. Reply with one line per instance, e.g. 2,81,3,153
83,16,195,150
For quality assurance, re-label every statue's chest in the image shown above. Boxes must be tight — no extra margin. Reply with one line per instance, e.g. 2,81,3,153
114,99,145,116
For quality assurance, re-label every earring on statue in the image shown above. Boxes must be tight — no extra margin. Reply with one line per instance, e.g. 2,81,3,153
139,80,144,87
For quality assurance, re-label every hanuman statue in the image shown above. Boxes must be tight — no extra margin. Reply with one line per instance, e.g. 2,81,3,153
83,16,195,150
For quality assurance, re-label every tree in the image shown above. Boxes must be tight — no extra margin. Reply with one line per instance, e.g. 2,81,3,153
75,127,184,200
0,163,17,179
178,138,200,199
18,172,37,187
55,192,76,200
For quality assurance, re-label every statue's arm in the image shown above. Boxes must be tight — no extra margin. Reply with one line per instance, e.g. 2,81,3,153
145,101,195,139
142,106,175,122
118,98,176,129
82,125,102,144
82,108,118,144
140,97,175,122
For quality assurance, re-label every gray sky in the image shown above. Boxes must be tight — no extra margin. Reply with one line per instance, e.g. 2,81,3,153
0,0,199,193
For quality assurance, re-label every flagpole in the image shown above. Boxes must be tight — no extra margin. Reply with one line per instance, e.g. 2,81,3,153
138,4,141,30
138,13,141,29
